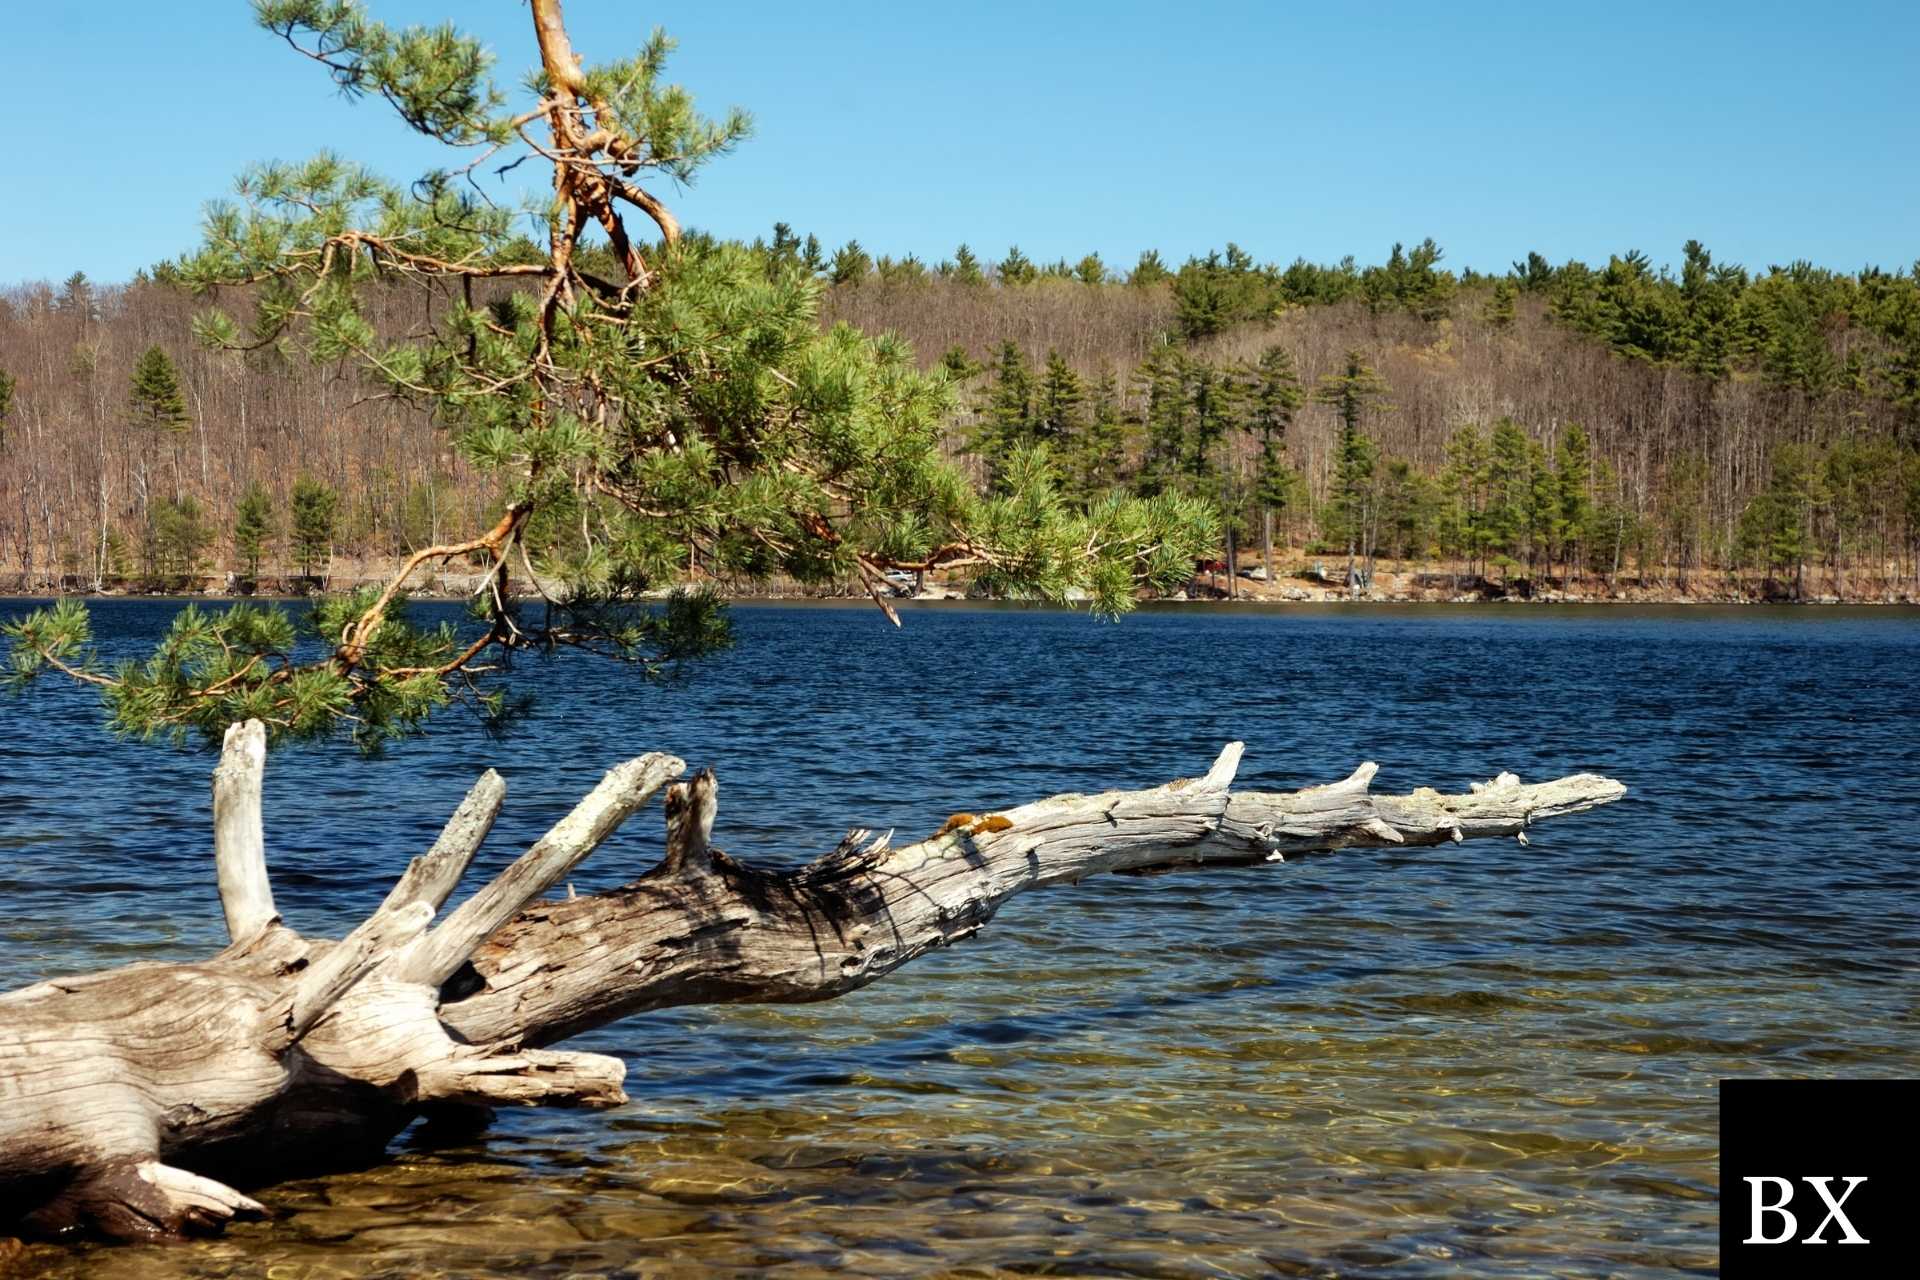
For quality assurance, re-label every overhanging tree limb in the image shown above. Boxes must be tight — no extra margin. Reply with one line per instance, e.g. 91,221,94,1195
1,0,1220,747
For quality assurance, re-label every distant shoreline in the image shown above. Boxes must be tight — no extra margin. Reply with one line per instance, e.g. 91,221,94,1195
5,556,1917,610
4,584,1916,611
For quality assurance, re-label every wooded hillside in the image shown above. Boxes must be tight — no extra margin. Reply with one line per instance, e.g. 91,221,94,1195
4,237,1918,599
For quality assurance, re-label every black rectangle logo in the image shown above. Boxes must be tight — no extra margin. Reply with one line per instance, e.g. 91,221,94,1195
1721,1079,1918,1276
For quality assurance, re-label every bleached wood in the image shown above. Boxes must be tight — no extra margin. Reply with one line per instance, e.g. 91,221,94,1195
407,1046,628,1108
397,752,684,986
210,719,274,942
441,747,1626,1047
375,769,507,916
268,901,434,1049
0,733,1623,1242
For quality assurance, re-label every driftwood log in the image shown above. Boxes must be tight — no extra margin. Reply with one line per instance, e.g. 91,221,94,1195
0,722,1624,1241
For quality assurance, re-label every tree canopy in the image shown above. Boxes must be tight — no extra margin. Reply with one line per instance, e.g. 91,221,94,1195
127,346,190,435
2,0,1214,748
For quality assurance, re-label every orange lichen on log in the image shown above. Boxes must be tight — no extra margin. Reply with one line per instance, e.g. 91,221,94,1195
932,812,1014,839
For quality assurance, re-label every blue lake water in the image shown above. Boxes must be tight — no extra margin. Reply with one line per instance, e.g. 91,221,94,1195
3,599,1917,1277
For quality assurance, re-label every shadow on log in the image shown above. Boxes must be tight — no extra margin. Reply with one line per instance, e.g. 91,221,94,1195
0,722,1625,1241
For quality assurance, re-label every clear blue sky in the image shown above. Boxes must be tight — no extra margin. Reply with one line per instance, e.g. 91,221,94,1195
3,1,1915,285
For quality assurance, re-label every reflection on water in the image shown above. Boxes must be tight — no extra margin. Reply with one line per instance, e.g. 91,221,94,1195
4,601,1917,1276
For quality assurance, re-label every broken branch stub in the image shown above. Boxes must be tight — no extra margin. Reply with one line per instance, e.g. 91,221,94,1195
376,768,508,917
397,752,685,987
210,719,275,943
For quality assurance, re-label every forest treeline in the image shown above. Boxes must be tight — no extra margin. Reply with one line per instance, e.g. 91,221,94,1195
3,233,1919,598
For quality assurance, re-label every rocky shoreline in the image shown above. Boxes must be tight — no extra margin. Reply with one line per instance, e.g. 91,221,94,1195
1189,565,1919,607
3,562,1916,609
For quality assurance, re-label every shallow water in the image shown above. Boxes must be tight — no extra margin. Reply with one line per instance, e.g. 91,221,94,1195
3,600,1917,1277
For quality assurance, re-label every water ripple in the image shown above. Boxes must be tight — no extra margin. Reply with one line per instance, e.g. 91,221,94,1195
4,599,1917,1277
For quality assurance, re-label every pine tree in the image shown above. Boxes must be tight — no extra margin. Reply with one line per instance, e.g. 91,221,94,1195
57,272,96,332
1173,264,1237,342
1484,418,1533,575
128,346,190,434
997,245,1037,285
1244,347,1303,573
145,497,210,586
950,244,984,285
1378,460,1439,561
766,221,802,271
1314,351,1391,586
1072,369,1130,498
1254,457,1306,559
1737,444,1827,598
127,345,193,511
1404,237,1454,321
1326,424,1380,586
1483,278,1517,329
4,2,1217,747
233,483,279,583
988,341,1035,441
965,342,1037,491
1184,359,1242,485
1554,424,1594,578
875,253,926,285
1035,350,1086,449
1883,308,1920,438
1073,253,1107,286
1247,347,1303,445
102,528,131,585
1678,239,1738,380
1442,423,1491,578
289,476,339,580
938,345,983,382
1524,437,1557,577
1129,250,1171,287
1513,252,1555,292
829,239,871,285
1131,343,1191,498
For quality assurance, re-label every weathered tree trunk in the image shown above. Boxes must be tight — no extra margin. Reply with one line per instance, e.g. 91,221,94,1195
0,722,1624,1242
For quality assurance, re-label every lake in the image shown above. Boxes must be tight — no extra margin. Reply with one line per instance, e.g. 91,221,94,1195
3,599,1917,1277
